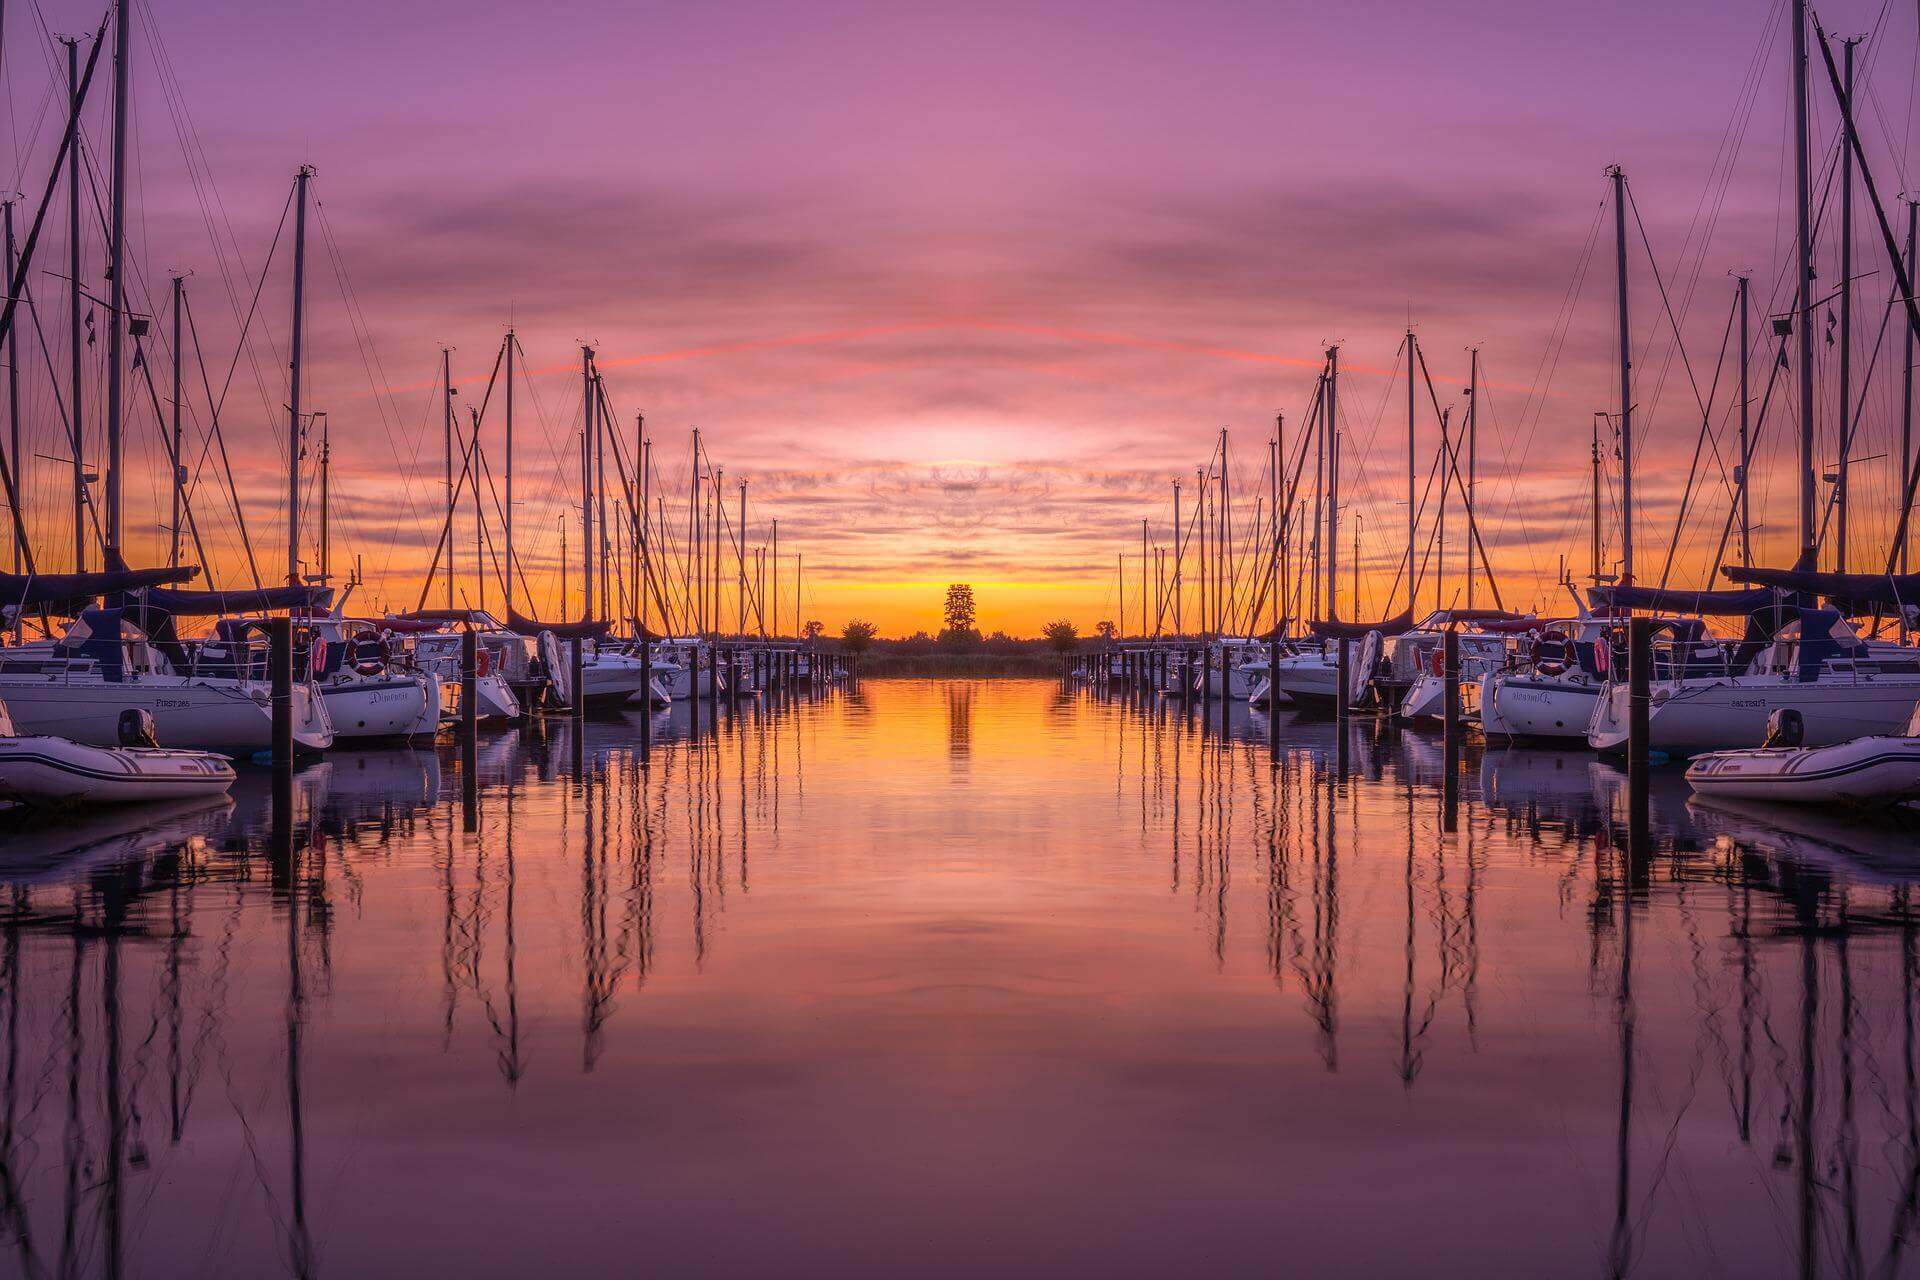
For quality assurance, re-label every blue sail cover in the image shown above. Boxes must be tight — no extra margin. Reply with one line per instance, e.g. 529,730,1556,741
140,585,332,616
1587,584,1780,616
0,567,197,618
1720,566,1920,614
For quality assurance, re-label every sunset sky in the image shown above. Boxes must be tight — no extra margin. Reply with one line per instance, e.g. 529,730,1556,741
6,0,1918,635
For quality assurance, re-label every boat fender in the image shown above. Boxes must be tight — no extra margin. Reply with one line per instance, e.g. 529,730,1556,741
475,646,492,678
1593,640,1610,676
1763,707,1805,749
117,708,161,749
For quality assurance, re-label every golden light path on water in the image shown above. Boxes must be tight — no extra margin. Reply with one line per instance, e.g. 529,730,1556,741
0,678,1915,1276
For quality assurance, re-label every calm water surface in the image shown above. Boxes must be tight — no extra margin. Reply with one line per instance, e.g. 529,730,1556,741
4,677,1920,1277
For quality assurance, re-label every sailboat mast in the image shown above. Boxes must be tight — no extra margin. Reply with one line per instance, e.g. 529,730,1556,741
169,276,183,568
1792,0,1817,555
1172,480,1182,634
318,414,330,585
1274,414,1285,636
1197,467,1207,639
1220,427,1230,633
505,329,515,611
442,347,454,608
1591,414,1603,581
640,428,650,634
771,516,779,638
1140,517,1148,639
1906,204,1918,578
582,346,595,622
103,0,129,565
688,429,700,634
1467,348,1478,609
1325,346,1340,623
1406,329,1416,611
287,166,311,588
64,37,82,572
1610,165,1634,584
1836,37,1858,571
738,480,747,641
473,405,484,612
1738,275,1753,565
3,201,16,591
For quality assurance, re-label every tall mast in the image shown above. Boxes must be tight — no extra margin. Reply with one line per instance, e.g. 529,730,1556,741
504,329,515,611
1219,427,1230,633
1274,414,1285,635
796,553,802,638
286,166,311,588
103,0,129,566
64,37,82,572
597,377,611,621
318,414,330,586
738,480,747,641
3,201,17,594
770,515,778,639
442,347,454,607
1738,275,1753,565
1140,517,1148,639
688,429,700,633
472,404,484,612
1466,348,1479,609
1159,479,1175,637
640,429,650,634
1591,414,1603,582
1836,37,1858,571
1196,467,1207,639
1610,165,1634,584
1325,346,1340,623
1406,329,1416,611
1792,0,1817,556
1905,203,1918,579
581,346,595,621
168,276,183,568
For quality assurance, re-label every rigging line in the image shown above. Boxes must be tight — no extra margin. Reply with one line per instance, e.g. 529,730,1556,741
1659,289,1741,591
182,290,261,589
132,337,211,573
1626,183,1716,430
1414,345,1505,610
1815,280,1903,552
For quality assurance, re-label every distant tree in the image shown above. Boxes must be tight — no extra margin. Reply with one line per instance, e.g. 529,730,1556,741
841,620,878,654
1095,620,1117,642
803,620,824,641
1042,620,1079,654
943,584,978,635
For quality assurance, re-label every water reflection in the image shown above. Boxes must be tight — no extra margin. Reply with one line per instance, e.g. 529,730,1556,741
6,680,1920,1274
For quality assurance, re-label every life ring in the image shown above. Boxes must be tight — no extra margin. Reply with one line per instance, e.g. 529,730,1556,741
1593,639,1610,676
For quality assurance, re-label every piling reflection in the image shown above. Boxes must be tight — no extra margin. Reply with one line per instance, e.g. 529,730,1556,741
8,679,1920,1273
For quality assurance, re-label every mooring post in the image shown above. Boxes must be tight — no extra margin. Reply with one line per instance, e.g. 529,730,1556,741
460,628,478,742
569,638,585,720
639,632,652,765
1267,632,1281,767
269,616,293,774
1335,637,1350,723
1217,642,1229,742
1628,615,1651,836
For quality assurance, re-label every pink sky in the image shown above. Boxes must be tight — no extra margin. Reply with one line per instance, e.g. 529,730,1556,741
6,0,1917,634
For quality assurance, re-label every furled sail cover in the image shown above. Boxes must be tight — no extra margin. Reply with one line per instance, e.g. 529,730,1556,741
1720,566,1920,615
1587,584,1780,616
0,566,197,618
140,585,332,616
505,608,613,640
1301,609,1416,641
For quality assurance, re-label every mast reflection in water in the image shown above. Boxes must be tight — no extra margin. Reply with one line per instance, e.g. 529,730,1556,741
2,679,1919,1275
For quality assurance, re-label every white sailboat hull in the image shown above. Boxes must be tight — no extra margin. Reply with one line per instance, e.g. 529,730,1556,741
319,674,435,741
1480,673,1602,743
0,676,333,753
1589,677,1920,756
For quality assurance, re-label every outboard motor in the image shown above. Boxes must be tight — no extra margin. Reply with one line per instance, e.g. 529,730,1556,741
1762,707,1804,749
117,708,161,749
